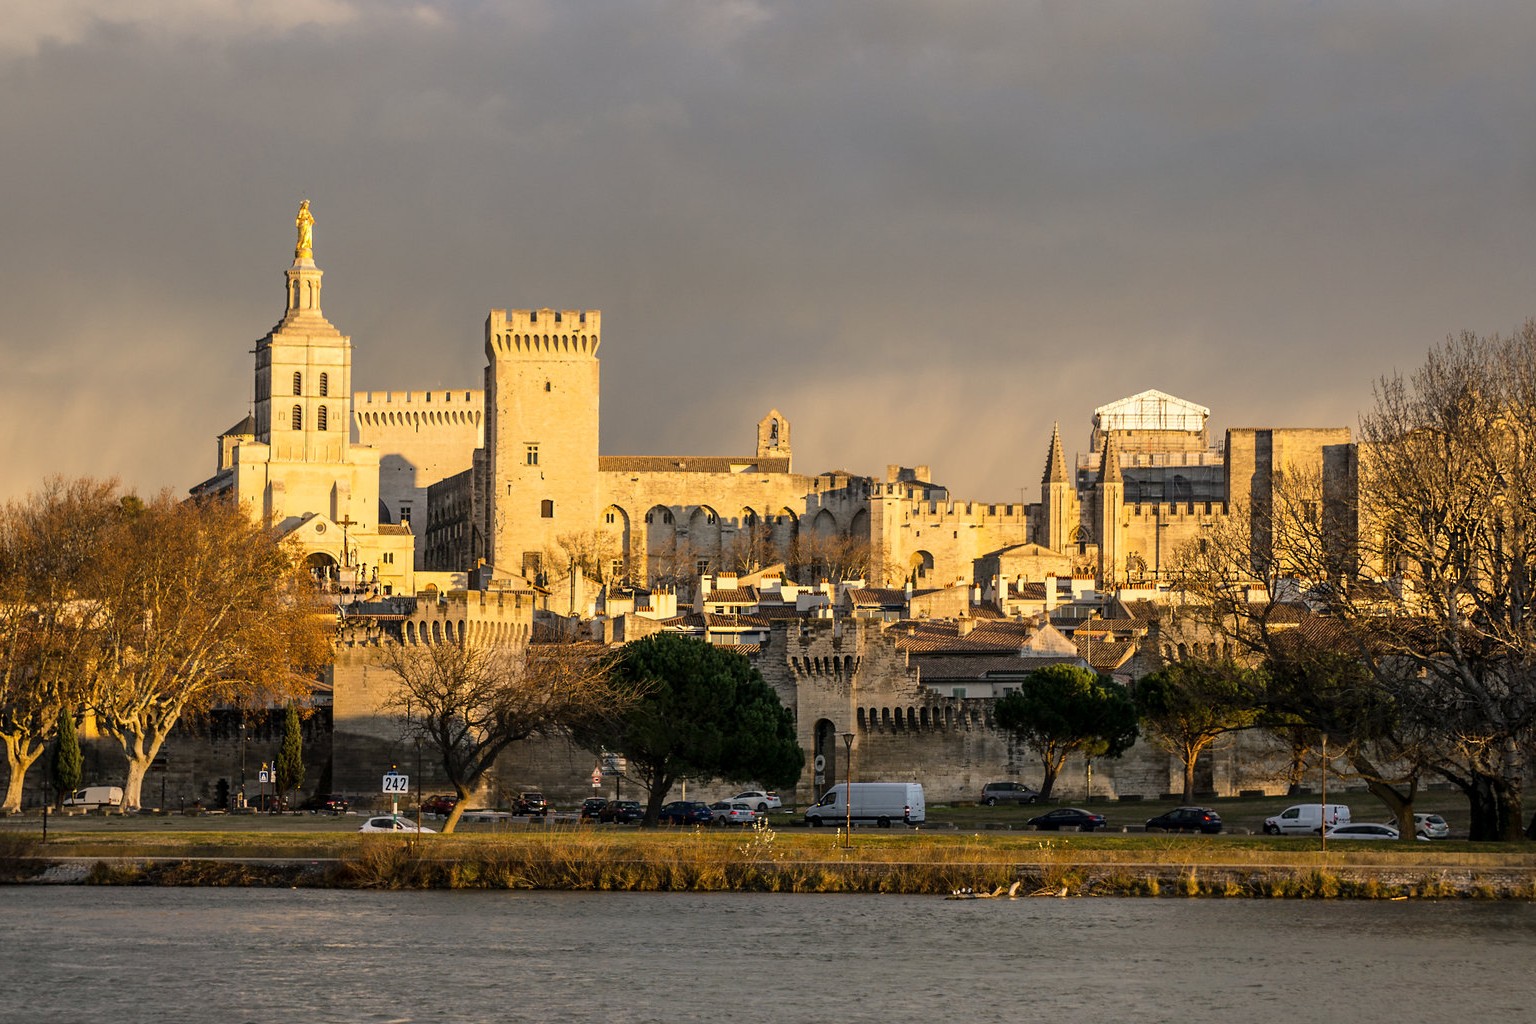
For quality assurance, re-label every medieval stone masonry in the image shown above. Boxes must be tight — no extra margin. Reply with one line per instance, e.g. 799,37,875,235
158,205,1360,812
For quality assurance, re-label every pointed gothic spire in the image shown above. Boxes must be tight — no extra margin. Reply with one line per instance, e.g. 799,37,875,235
1098,430,1122,485
1042,422,1068,485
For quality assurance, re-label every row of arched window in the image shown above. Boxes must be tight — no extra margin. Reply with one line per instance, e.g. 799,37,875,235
403,618,529,645
291,371,329,397
857,704,989,732
359,409,479,427
493,333,597,354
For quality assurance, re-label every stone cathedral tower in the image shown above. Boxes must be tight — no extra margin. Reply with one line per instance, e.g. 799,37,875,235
193,202,414,595
482,308,602,579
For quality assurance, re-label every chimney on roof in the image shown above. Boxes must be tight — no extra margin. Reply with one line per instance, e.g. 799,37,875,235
957,617,975,638
1045,574,1059,611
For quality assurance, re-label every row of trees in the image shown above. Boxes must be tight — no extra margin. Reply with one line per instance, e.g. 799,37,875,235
1167,325,1536,841
0,479,331,811
992,660,1256,808
385,632,802,832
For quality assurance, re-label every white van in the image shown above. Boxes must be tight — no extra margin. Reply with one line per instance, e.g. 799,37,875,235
63,785,124,810
804,782,925,828
1263,803,1350,836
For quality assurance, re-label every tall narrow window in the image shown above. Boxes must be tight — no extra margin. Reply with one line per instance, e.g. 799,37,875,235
541,499,554,518
319,372,329,397
318,406,328,432
291,405,302,430
526,444,539,466
292,372,302,396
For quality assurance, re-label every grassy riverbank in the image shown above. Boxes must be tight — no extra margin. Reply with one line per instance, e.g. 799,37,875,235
5,823,1535,898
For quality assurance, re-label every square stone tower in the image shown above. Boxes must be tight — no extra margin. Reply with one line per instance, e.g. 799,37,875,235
483,309,602,580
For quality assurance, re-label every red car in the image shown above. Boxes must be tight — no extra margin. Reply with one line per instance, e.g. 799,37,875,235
420,794,457,817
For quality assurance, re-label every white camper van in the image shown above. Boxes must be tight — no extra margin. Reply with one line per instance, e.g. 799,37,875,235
62,786,124,810
1263,803,1350,836
804,782,925,828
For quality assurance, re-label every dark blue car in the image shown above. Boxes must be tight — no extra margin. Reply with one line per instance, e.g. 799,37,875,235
659,800,713,826
1028,807,1108,832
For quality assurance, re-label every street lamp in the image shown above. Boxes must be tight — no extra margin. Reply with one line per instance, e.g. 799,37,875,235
238,717,247,811
840,731,854,848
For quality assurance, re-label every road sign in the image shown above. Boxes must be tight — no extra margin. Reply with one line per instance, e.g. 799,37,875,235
591,767,602,787
601,754,627,774
382,772,410,794
259,769,270,784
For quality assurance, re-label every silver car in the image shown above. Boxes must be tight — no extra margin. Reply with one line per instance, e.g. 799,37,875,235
1382,813,1450,839
709,801,763,827
359,815,436,834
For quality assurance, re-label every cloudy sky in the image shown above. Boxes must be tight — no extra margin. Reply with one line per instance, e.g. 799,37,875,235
5,1,1536,505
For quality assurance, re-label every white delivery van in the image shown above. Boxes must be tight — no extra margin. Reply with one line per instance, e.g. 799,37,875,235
804,782,925,828
63,786,124,810
1263,803,1350,835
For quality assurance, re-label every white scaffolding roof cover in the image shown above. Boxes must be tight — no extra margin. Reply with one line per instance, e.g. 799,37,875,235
1093,390,1209,432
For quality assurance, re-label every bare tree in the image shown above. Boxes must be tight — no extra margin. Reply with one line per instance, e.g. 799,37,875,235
1171,326,1536,839
382,634,626,833
0,478,119,812
543,530,620,585
86,494,333,810
1348,326,1536,840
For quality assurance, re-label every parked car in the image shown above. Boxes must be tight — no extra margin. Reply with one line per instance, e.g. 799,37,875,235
598,799,644,824
1028,807,1108,832
659,800,714,826
709,800,762,827
731,790,783,812
420,794,457,817
980,781,1040,806
359,815,437,833
580,797,609,821
62,785,123,810
1263,803,1351,835
1382,813,1449,840
1144,806,1223,834
300,793,350,815
1324,823,1406,841
515,792,549,816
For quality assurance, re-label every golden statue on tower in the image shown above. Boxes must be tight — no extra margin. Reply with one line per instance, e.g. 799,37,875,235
295,199,315,259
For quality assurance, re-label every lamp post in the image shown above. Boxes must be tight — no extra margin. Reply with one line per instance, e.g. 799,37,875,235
840,730,854,848
238,718,247,811
1320,734,1329,853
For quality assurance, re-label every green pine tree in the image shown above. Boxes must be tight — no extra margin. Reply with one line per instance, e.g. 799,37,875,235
52,707,83,806
276,703,305,803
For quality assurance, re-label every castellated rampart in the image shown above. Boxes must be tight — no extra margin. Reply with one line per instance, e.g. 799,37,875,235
328,589,540,798
751,619,1026,804
353,388,485,566
484,308,602,360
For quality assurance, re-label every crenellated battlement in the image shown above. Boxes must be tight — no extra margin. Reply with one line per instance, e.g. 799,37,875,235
485,308,602,360
895,498,1030,522
1126,500,1228,521
353,389,484,430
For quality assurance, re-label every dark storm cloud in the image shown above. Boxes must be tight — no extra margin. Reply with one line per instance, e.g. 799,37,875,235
4,1,1536,502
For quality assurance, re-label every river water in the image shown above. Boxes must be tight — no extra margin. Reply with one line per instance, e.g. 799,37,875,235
2,888,1533,1023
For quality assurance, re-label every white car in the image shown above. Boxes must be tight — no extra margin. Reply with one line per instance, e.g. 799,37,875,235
731,790,783,812
1388,813,1450,840
1324,823,1421,841
358,815,437,834
709,801,763,827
